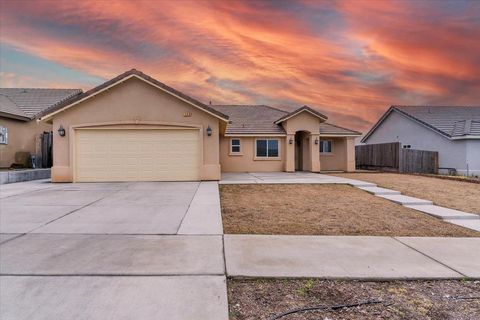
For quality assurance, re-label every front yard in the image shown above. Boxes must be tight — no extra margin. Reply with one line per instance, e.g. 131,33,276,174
220,184,478,237
331,172,480,215
228,279,480,320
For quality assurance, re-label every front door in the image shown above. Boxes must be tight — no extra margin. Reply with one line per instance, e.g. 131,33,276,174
295,134,303,171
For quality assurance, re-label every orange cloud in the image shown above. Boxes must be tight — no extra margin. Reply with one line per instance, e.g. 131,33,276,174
1,0,479,132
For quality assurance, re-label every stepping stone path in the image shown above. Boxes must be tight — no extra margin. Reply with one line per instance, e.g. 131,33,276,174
347,179,480,232
377,194,433,206
405,205,479,220
358,186,401,195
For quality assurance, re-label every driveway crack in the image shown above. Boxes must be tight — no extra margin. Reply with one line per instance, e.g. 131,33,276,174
27,187,128,233
175,182,201,234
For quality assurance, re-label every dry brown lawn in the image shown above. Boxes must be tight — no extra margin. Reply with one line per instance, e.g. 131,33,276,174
228,279,480,320
331,173,480,214
220,184,478,237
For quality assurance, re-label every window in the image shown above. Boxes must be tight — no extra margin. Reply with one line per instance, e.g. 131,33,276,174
0,126,7,145
230,139,241,154
256,139,279,158
320,140,332,153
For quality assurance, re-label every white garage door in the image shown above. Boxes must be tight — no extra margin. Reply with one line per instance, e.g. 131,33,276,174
75,129,200,182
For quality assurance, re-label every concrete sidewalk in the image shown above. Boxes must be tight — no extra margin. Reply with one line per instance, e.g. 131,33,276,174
1,275,228,320
224,235,480,279
220,172,376,186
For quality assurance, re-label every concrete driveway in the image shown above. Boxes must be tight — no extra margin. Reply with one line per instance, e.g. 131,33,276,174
0,179,227,320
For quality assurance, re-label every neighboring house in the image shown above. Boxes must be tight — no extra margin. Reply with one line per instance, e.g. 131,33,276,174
362,106,480,176
0,88,82,168
38,69,361,182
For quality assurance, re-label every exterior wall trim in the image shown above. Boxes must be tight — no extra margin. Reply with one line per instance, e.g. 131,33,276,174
362,107,452,143
274,108,327,124
40,74,228,122
68,121,204,182
224,133,286,137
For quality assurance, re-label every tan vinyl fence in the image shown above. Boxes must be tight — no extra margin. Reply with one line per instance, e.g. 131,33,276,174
356,142,438,174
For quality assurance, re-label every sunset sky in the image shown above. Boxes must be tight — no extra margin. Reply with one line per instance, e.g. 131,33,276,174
1,0,479,131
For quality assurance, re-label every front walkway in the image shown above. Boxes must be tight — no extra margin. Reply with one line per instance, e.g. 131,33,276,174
221,172,480,232
221,171,375,186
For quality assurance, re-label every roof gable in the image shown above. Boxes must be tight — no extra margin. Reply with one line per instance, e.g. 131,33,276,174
39,69,229,122
274,105,328,124
362,106,480,142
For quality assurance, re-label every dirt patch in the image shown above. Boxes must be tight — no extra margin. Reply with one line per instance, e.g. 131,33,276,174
331,173,480,215
220,184,478,237
228,278,480,320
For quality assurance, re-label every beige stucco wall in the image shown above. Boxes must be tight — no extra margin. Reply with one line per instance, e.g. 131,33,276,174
219,112,357,173
281,112,321,172
319,137,356,171
48,77,222,182
219,136,285,172
0,117,51,167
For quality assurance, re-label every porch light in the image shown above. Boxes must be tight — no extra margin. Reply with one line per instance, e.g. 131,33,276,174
314,138,319,145
58,126,66,137
206,126,212,136
289,138,293,144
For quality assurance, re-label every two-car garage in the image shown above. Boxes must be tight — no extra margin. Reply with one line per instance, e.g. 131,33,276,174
74,128,200,182
39,69,228,183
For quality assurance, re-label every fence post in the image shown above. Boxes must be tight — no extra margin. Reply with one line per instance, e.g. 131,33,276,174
398,143,403,173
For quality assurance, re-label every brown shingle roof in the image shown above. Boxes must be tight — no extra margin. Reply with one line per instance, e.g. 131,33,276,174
0,88,82,120
213,105,287,134
320,122,361,135
0,94,28,120
213,104,361,136
38,69,229,121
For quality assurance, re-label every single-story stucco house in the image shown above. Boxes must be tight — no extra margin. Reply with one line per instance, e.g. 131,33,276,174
362,106,480,176
0,88,82,168
37,69,361,182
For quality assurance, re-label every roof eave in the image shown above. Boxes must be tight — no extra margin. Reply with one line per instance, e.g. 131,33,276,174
274,107,328,124
320,133,362,137
451,135,480,140
39,72,229,123
0,111,30,122
361,106,454,143
224,133,287,137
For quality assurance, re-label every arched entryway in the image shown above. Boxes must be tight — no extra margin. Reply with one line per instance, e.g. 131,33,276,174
294,130,310,171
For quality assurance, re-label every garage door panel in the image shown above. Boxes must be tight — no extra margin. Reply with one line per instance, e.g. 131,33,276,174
75,129,200,182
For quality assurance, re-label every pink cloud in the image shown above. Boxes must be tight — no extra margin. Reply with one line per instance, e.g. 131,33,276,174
1,0,479,132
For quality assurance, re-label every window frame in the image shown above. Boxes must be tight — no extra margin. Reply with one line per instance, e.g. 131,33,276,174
229,138,242,155
254,138,281,160
0,126,8,145
319,140,333,154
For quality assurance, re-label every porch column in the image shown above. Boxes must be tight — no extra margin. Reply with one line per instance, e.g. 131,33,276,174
310,133,320,172
344,137,356,171
285,134,295,172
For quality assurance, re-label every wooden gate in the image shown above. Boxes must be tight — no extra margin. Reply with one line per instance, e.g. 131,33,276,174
40,131,53,168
